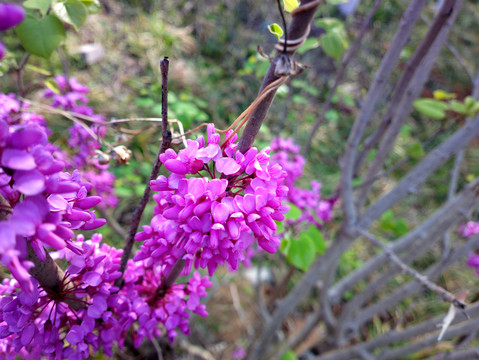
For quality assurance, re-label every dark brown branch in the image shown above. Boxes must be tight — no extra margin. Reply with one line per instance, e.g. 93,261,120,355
237,0,322,154
116,57,171,287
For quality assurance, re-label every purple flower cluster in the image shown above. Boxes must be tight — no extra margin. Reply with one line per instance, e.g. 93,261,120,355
0,97,106,292
44,75,118,208
0,231,212,359
459,221,479,275
0,234,122,359
270,137,334,230
0,3,25,60
112,261,211,346
135,124,289,275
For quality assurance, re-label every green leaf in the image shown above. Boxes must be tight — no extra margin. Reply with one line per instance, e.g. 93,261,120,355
393,219,408,237
406,142,424,159
379,210,395,231
316,18,344,31
291,79,320,96
268,23,283,40
433,90,456,100
44,78,60,94
285,204,301,221
448,100,466,114
413,98,448,119
283,0,299,12
276,220,285,234
296,38,320,55
281,236,315,272
16,14,66,59
80,0,101,13
53,0,88,31
23,0,52,16
320,30,346,59
25,64,51,76
305,225,326,254
135,97,155,108
280,350,298,360
325,109,339,122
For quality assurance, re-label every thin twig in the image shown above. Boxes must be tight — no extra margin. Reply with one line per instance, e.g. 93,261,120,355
356,0,462,209
230,283,254,336
359,230,466,309
115,57,171,287
16,53,30,99
339,0,428,228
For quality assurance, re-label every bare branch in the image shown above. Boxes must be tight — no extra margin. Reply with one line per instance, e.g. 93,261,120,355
116,57,171,287
356,0,463,208
339,0,427,227
359,230,466,308
237,0,322,153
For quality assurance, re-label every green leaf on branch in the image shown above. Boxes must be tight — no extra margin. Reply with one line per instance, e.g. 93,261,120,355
413,98,448,119
406,142,424,159
280,225,325,271
53,0,88,31
315,18,344,31
16,15,66,59
280,236,315,272
464,96,479,117
44,79,60,94
448,100,467,115
285,204,301,221
280,350,298,360
297,38,320,55
80,0,102,13
320,31,346,59
283,0,299,13
433,90,456,100
23,0,52,16
304,225,326,254
268,23,284,40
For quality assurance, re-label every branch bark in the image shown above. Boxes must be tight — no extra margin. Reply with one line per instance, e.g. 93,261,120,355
237,0,322,154
116,57,171,287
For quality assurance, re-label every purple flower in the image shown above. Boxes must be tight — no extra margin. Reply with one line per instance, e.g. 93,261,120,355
136,124,289,276
0,3,25,31
0,41,5,60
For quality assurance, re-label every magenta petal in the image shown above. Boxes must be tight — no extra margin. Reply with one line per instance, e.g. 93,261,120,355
216,157,241,175
75,196,102,209
21,323,35,346
0,3,25,31
2,149,36,170
37,224,66,249
165,159,189,174
65,325,84,345
212,202,230,224
0,223,16,253
81,218,106,230
13,170,45,195
10,126,47,149
0,41,5,60
83,271,102,286
243,194,256,214
48,194,69,211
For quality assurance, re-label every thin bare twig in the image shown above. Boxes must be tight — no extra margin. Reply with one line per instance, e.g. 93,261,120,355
356,0,462,209
116,57,171,287
230,283,254,336
339,0,428,228
359,230,466,309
